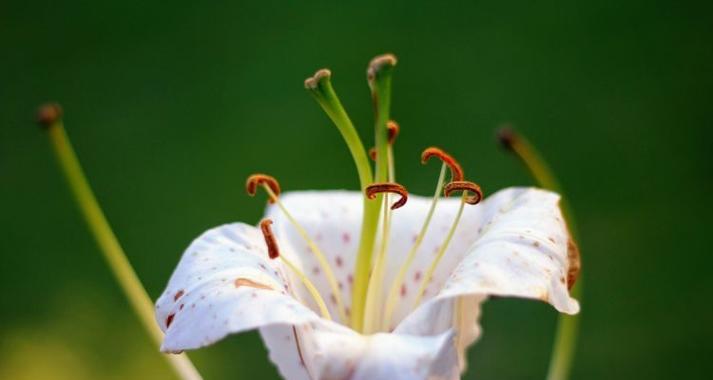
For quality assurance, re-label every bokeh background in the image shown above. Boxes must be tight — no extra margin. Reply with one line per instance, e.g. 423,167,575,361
2,1,712,379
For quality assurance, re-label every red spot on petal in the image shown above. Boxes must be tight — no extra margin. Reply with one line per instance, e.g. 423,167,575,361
330,293,337,304
179,303,185,310
312,266,320,275
166,313,175,328
400,284,407,297
174,290,185,301
342,233,351,244
335,256,343,268
347,274,354,285
414,271,422,282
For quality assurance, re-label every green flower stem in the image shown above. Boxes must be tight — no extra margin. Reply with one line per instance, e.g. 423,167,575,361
41,108,202,380
497,128,582,380
305,70,379,331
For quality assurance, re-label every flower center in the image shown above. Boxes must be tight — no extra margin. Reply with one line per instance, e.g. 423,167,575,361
245,55,485,333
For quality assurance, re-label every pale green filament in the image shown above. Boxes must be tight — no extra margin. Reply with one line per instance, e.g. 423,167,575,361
413,192,468,308
262,184,348,324
45,119,202,380
279,254,332,320
382,163,447,330
362,193,392,333
363,136,398,333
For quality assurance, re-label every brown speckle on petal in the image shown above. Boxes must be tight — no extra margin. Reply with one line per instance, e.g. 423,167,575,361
174,290,185,301
166,313,175,328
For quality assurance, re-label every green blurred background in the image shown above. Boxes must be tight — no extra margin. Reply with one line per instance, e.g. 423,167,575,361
2,1,712,379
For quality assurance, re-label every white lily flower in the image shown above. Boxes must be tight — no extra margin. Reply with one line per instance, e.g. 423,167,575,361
155,187,579,379
154,54,580,380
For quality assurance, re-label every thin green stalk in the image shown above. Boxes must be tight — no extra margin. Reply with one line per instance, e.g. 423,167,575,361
497,127,582,380
39,105,202,380
305,69,380,331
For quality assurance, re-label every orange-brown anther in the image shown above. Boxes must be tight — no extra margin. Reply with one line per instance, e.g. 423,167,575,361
444,181,484,205
246,173,281,203
368,121,400,161
259,219,280,259
421,147,464,182
365,182,409,210
386,120,400,145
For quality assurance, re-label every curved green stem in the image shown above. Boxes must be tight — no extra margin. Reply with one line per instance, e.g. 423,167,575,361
44,116,202,380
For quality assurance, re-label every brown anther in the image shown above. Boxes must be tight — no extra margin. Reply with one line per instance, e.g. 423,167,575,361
365,182,408,210
246,173,281,203
259,219,280,259
443,181,484,205
387,120,400,145
36,102,63,128
421,147,464,181
368,121,400,161
496,126,518,151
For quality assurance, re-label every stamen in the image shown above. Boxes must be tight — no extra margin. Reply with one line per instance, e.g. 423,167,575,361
248,174,349,323
421,147,464,181
413,180,484,308
382,163,448,330
365,182,408,210
259,218,332,320
259,219,280,259
444,180,483,205
246,173,281,203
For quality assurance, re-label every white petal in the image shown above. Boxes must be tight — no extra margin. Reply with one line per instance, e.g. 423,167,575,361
260,321,460,380
155,223,322,352
397,187,580,352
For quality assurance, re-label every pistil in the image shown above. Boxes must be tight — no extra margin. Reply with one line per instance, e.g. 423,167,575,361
260,219,332,320
247,174,349,323
305,68,381,331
